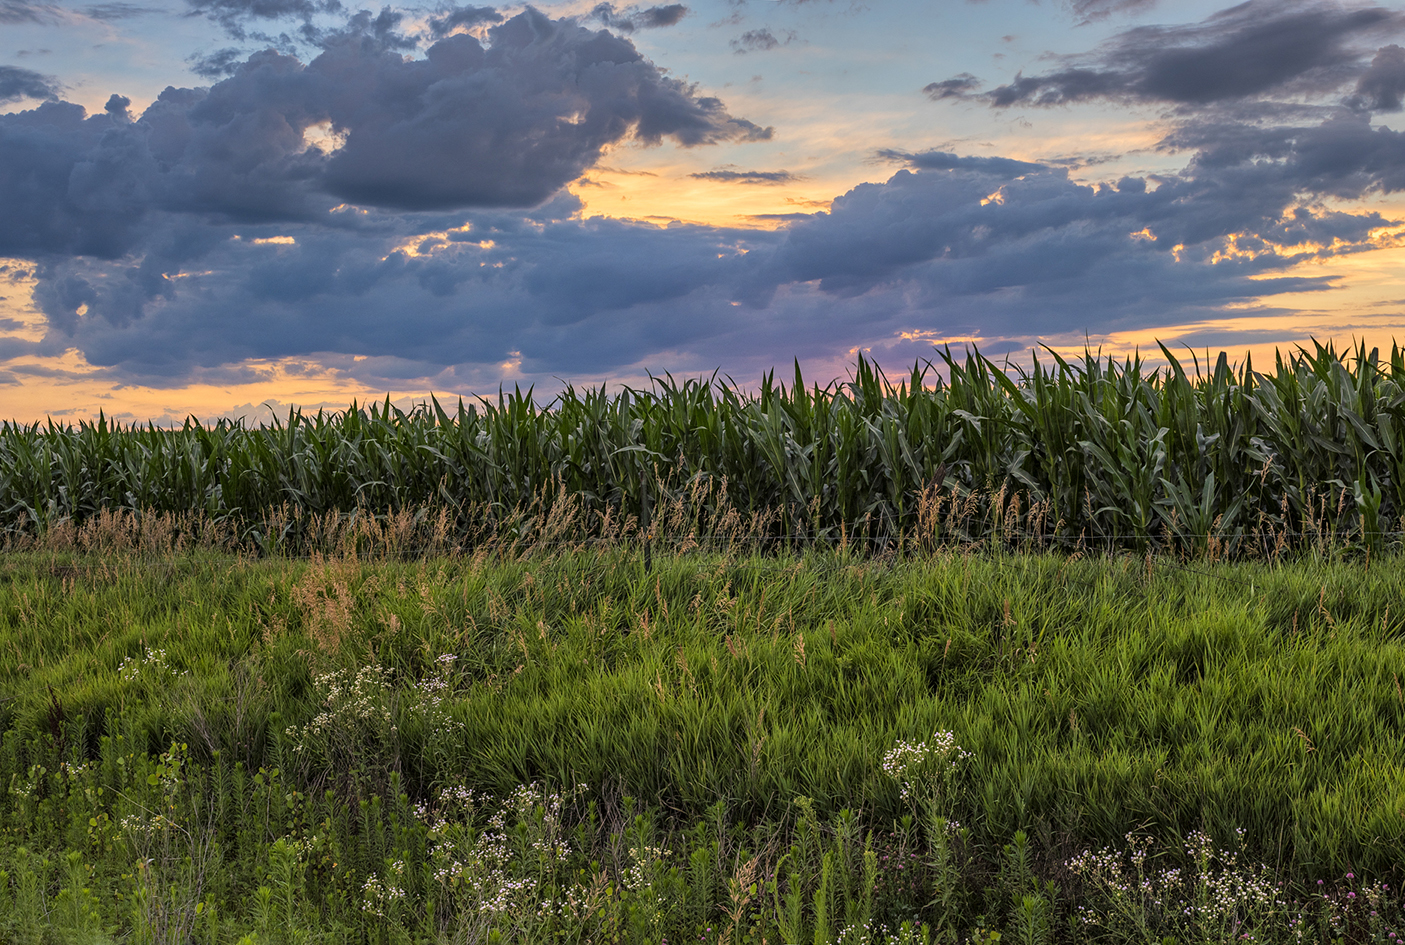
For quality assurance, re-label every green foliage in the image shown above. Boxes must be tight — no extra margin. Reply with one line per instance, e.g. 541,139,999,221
0,547,1403,942
5,341,1405,555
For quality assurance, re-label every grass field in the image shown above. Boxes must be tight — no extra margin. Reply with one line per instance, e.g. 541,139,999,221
1,544,1402,943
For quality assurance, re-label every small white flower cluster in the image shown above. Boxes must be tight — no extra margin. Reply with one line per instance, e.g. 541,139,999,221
7,763,47,801
837,922,874,943
622,844,670,891
119,648,173,681
1068,828,1287,938
362,859,407,919
827,921,936,945
150,742,188,795
413,782,484,830
411,654,466,736
477,876,540,916
284,666,393,755
881,730,971,802
279,835,316,861
422,781,585,921
421,654,456,707
119,812,178,837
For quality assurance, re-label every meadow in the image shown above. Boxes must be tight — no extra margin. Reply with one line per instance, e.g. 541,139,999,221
0,542,1403,943
3,343,1405,943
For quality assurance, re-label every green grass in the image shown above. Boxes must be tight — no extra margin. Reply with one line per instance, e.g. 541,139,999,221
1,546,1403,942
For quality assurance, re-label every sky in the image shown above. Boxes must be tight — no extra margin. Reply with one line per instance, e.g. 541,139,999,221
4,0,1405,422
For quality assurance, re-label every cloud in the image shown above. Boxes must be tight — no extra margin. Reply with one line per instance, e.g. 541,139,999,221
0,99,159,261
1348,42,1405,110
637,4,686,27
1063,0,1157,24
876,148,1046,177
17,204,778,379
916,4,1405,264
19,139,1387,386
746,160,1362,349
588,2,687,32
923,73,979,101
936,0,1405,108
187,46,250,77
1164,111,1405,200
689,168,802,183
0,65,60,104
731,28,797,54
0,5,779,374
1157,326,1314,350
319,6,416,48
5,1,1402,389
1,0,153,23
315,10,769,209
81,3,157,19
104,93,131,120
0,0,58,23
185,0,343,40
0,5,770,267
970,0,1157,21
426,3,500,38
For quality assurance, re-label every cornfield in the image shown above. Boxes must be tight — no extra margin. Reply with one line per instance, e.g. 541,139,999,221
4,340,1405,555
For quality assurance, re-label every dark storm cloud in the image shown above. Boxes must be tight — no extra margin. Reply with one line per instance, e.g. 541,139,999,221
690,168,802,183
0,100,155,259
1348,43,1405,110
316,10,769,209
937,1,1405,108
6,1,1404,387
0,5,781,376
1164,111,1405,199
0,5,770,265
0,65,60,104
745,160,1348,343
20,204,779,378
20,144,1373,384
